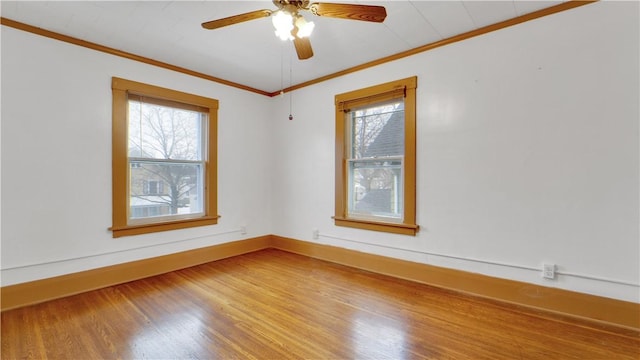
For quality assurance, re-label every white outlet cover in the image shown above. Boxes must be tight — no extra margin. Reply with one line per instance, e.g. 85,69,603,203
542,263,555,279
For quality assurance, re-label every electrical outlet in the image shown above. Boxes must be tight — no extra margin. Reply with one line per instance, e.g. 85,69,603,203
240,225,247,235
312,228,319,240
542,263,556,279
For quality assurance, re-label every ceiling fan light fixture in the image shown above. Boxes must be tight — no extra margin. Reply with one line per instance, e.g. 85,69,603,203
294,15,314,38
202,1,387,59
272,10,294,41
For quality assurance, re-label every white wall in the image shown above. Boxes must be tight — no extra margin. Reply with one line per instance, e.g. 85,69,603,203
1,1,638,303
1,26,274,285
271,2,639,302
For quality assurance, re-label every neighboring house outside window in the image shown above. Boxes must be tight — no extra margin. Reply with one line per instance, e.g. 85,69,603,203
143,180,164,195
110,77,219,237
334,76,418,235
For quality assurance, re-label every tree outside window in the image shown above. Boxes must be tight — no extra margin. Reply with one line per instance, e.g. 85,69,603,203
128,97,205,221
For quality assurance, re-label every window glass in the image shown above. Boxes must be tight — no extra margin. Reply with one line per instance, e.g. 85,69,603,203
127,98,206,224
347,101,405,221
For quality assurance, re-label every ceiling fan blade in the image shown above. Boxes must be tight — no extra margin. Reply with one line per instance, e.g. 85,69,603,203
293,37,314,60
202,9,272,30
308,3,386,22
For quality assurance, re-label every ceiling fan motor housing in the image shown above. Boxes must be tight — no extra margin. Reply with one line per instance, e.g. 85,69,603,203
273,0,310,11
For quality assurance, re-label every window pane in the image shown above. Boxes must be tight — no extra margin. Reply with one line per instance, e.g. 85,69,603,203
351,101,404,159
128,100,204,161
348,159,403,220
347,99,405,221
129,162,203,221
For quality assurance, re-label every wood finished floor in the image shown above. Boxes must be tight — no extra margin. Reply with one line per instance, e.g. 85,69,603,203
1,249,638,359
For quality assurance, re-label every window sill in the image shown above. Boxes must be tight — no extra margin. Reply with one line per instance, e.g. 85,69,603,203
333,217,419,236
110,215,220,238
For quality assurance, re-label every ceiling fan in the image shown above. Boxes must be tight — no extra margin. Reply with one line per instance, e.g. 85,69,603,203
201,0,387,60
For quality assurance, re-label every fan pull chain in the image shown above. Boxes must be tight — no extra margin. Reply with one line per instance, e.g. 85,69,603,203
280,42,285,97
289,52,293,121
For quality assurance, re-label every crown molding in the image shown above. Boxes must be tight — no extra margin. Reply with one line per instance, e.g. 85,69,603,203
1,1,596,97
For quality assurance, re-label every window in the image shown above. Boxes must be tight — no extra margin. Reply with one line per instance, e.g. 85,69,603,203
111,77,219,237
143,180,164,195
334,77,418,235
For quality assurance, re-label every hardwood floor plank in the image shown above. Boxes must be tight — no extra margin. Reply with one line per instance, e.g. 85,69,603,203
2,249,639,359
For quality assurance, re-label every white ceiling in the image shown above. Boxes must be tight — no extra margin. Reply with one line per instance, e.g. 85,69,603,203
1,1,568,94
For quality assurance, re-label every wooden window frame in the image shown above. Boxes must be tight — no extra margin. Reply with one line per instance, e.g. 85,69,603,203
334,76,419,236
110,77,219,238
